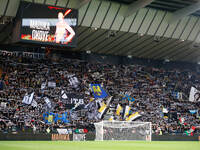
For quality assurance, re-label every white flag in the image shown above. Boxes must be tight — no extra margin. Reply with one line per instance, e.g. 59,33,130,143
175,92,182,100
106,96,113,105
41,82,46,90
189,87,200,102
48,81,56,88
22,92,34,105
44,97,51,108
31,99,37,108
123,105,130,119
1,102,7,108
57,129,70,135
72,102,81,110
68,74,79,89
162,108,168,113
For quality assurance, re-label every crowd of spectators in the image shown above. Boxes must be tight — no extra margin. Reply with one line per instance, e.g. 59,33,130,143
0,51,199,135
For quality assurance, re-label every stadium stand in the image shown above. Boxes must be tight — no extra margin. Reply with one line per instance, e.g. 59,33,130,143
0,0,200,146
0,51,199,136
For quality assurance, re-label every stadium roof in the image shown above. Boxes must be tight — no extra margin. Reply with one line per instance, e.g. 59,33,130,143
0,0,200,63
110,0,200,16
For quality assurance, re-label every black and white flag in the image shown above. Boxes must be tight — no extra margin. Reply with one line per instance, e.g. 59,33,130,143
41,82,46,90
22,92,34,105
31,99,38,108
189,87,200,102
68,74,79,90
65,93,84,109
44,97,52,109
61,90,68,99
48,81,56,88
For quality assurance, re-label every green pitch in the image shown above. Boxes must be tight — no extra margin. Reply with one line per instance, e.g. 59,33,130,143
0,141,199,150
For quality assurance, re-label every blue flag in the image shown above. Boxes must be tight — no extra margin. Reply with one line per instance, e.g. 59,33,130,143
91,84,108,98
62,112,70,123
43,112,70,124
189,110,197,114
122,94,135,102
43,112,50,123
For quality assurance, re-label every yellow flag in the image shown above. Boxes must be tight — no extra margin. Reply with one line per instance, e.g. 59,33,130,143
48,114,53,123
92,85,102,96
126,112,140,121
116,104,122,116
109,116,114,121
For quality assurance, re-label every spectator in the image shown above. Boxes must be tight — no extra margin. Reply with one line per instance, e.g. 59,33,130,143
0,51,199,135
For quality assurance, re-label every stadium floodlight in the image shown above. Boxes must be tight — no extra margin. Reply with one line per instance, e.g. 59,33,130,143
86,50,91,54
128,55,132,58
164,59,170,63
94,121,152,141
91,27,98,31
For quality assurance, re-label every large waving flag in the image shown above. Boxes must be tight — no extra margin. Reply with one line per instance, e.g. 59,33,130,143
179,117,185,125
31,99,37,108
116,104,122,116
185,126,196,136
44,97,52,109
41,82,46,90
98,102,107,119
22,92,34,105
90,84,108,98
123,106,130,119
122,94,135,102
61,90,68,99
189,87,200,102
126,112,141,121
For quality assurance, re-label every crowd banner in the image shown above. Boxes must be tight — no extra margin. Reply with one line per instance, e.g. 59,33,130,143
57,129,72,135
51,134,70,141
65,93,84,109
43,112,70,124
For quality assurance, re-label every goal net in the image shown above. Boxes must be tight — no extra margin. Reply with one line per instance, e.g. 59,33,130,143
94,121,151,141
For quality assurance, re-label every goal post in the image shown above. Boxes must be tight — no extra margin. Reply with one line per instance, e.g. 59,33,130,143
94,121,152,141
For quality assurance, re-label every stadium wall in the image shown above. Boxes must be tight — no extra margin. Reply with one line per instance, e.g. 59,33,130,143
0,48,198,71
152,134,199,141
0,133,199,141
0,134,52,141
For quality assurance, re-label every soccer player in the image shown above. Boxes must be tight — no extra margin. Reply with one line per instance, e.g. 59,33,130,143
55,12,75,44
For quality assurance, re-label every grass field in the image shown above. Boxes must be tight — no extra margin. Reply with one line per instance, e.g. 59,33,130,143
0,141,199,150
